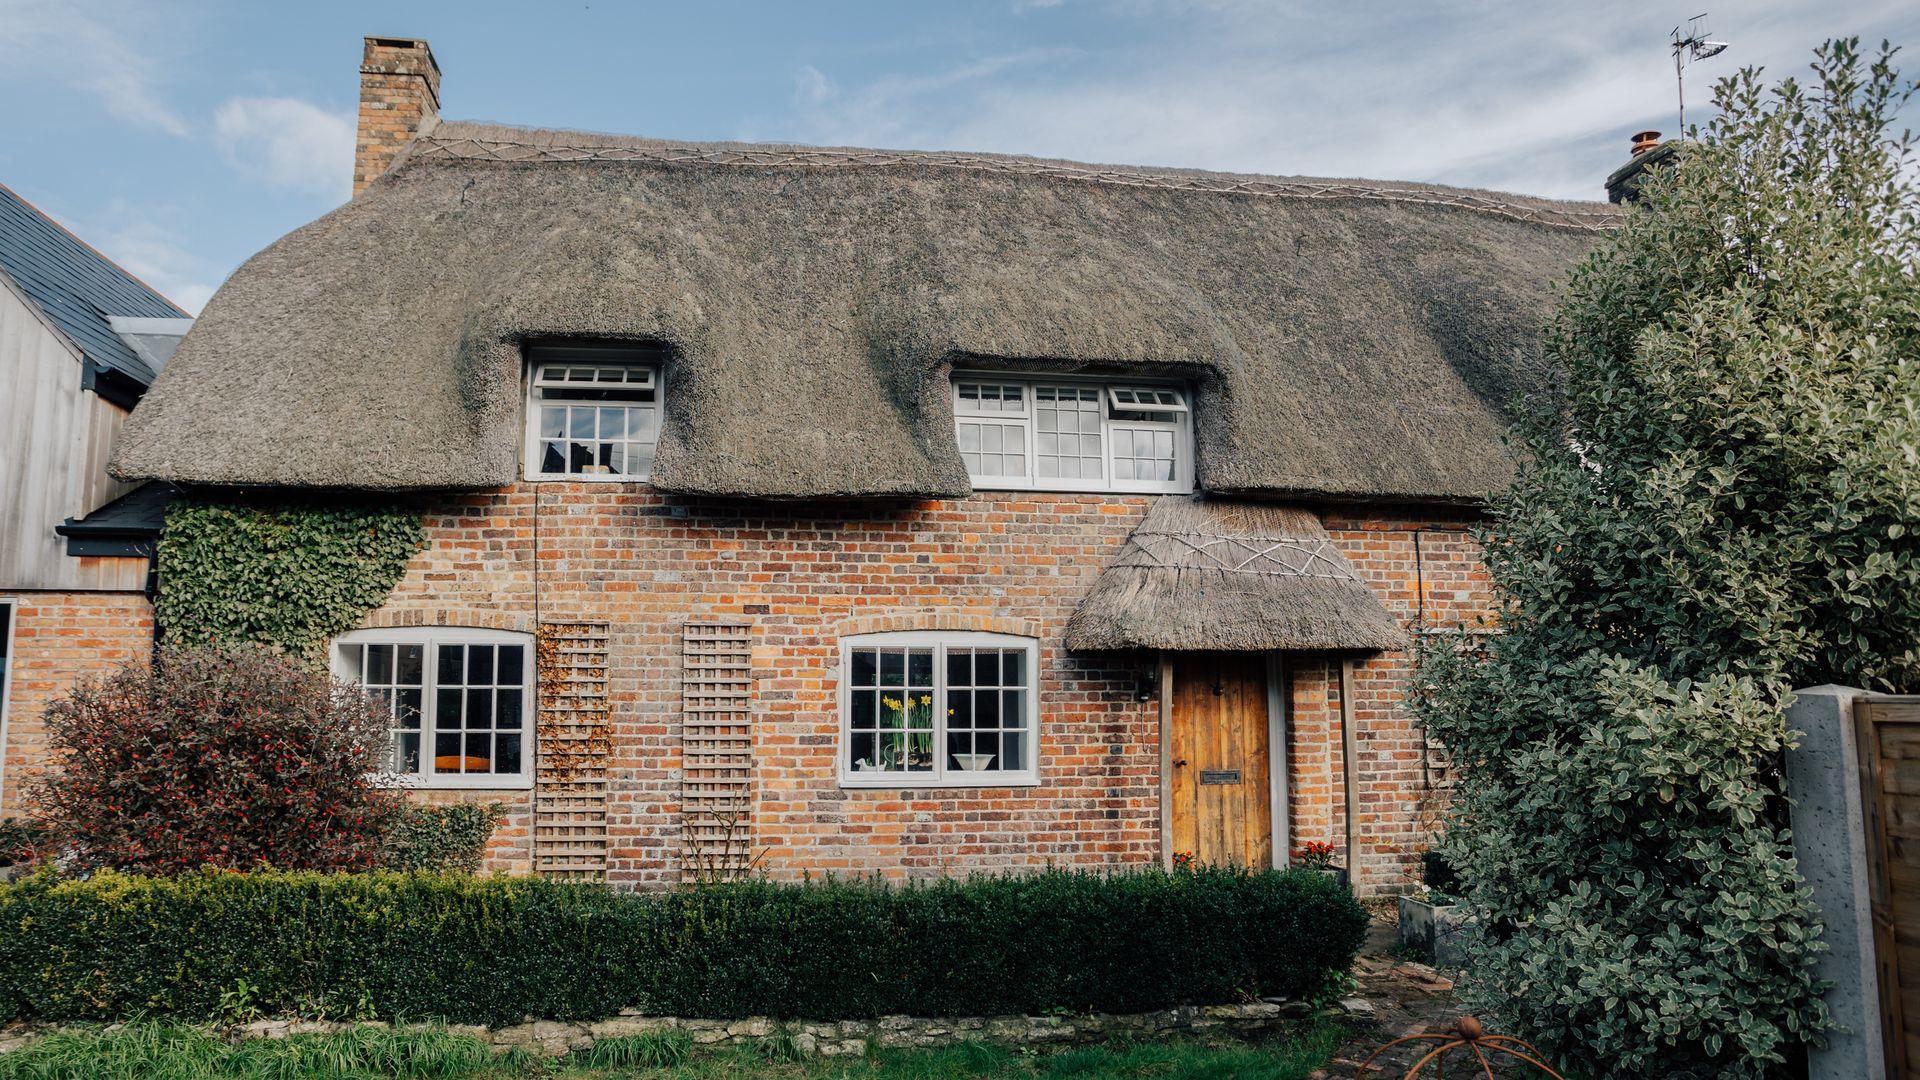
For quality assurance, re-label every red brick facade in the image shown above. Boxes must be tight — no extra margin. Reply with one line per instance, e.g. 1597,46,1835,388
363,487,1489,894
1,590,154,814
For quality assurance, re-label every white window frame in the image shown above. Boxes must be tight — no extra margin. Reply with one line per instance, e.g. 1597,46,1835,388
523,347,663,483
331,626,535,790
952,373,1194,494
838,630,1041,789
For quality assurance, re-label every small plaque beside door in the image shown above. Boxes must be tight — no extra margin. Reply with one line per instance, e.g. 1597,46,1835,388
1199,769,1242,785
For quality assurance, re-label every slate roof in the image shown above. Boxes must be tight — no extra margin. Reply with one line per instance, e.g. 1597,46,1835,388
0,180,188,388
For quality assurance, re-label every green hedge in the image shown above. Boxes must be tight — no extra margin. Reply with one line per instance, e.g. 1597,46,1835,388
0,867,1365,1026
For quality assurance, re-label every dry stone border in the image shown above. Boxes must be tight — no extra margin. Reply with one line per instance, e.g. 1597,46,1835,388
0,1001,1328,1060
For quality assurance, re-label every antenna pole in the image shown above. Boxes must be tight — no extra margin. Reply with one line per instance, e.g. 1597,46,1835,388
1676,41,1687,134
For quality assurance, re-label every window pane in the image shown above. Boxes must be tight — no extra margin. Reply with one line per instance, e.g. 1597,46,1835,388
465,732,492,769
397,644,423,685
466,688,493,727
906,648,934,688
947,649,971,688
1002,651,1025,686
974,651,1005,687
598,406,627,440
1003,691,1024,730
879,650,903,687
851,649,877,688
1001,731,1026,772
469,646,495,685
567,408,595,439
539,406,566,438
434,730,461,765
339,644,366,683
850,691,875,729
977,691,1000,727
368,644,393,685
849,730,877,770
496,689,521,730
949,690,974,730
495,734,522,775
395,688,423,726
394,732,421,774
497,646,524,685
542,442,568,473
437,687,463,726
438,646,463,685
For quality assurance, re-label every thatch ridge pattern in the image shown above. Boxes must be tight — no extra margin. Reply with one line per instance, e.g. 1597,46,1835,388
1065,499,1404,652
413,135,1623,233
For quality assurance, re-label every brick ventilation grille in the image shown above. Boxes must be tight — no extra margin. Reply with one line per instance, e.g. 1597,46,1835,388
682,623,754,881
411,138,1624,234
535,623,611,879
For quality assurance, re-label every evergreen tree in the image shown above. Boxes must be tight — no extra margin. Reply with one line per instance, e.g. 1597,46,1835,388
1418,40,1919,1077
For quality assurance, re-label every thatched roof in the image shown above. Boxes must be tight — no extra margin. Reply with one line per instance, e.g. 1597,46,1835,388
112,122,1619,499
1065,497,1403,652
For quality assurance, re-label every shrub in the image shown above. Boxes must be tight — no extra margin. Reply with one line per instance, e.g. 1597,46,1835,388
1417,40,1918,1077
32,647,405,874
0,866,1366,1026
380,804,502,873
0,820,55,868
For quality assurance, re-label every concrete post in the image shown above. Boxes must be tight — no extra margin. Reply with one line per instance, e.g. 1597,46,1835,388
1784,685,1882,1080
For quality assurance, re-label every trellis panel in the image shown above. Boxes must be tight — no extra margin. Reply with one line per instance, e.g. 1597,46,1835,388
682,622,754,881
535,622,610,879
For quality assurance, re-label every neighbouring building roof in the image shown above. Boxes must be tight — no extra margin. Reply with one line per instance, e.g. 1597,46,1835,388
0,181,190,401
1065,497,1403,652
112,122,1621,500
55,480,177,558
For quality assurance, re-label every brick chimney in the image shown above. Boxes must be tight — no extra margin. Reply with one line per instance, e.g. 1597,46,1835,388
354,36,440,197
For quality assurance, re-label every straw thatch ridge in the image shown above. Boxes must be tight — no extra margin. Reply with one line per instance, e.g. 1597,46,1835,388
1065,497,1404,652
112,121,1614,499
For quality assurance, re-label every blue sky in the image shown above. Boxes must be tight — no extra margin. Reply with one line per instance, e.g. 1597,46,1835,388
3,0,1916,313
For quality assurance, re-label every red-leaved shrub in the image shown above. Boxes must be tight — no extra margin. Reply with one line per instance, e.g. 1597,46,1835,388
32,646,405,874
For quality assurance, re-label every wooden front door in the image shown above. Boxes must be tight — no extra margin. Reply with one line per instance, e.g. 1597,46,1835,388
1169,652,1273,869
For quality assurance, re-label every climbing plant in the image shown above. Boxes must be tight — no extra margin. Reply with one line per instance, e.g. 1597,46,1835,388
156,499,426,657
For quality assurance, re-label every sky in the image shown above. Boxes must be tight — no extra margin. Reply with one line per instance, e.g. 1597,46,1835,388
2,0,1916,315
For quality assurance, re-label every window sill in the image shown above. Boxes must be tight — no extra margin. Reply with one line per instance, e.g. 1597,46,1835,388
838,774,1042,790
524,473,654,484
968,481,1192,495
373,774,534,791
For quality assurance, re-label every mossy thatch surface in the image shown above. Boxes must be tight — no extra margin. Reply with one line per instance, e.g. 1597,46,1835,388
113,122,1616,499
1065,497,1403,651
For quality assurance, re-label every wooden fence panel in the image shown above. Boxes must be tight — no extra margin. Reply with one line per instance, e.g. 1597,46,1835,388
1858,698,1920,1077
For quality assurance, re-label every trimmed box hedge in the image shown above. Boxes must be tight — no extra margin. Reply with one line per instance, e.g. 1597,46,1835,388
0,867,1365,1026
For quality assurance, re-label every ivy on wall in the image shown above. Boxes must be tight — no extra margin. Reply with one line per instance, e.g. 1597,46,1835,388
156,500,427,656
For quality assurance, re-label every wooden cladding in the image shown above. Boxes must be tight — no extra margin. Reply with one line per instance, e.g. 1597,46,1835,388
682,622,754,881
1858,696,1920,1076
1167,652,1272,870
534,622,611,879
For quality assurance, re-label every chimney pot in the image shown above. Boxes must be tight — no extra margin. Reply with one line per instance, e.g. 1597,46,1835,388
353,36,440,197
1631,130,1662,156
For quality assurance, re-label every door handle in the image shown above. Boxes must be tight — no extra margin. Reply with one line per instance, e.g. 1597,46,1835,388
1173,759,1188,767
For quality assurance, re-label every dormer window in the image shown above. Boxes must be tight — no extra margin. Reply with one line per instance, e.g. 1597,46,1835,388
953,375,1193,493
524,344,663,481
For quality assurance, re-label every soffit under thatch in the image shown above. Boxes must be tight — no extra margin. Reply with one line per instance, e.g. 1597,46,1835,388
110,123,1620,499
1065,497,1403,652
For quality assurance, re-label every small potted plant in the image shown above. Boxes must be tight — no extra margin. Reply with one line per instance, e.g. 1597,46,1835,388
1295,840,1348,889
1399,848,1471,966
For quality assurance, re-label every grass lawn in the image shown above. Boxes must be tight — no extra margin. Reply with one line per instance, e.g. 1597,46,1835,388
0,1021,1351,1080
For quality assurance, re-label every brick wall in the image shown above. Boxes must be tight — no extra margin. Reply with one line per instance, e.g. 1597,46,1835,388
369,489,1490,894
1,591,153,814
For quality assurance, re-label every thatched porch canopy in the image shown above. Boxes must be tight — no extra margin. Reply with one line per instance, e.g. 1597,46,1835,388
1065,497,1403,652
110,122,1618,500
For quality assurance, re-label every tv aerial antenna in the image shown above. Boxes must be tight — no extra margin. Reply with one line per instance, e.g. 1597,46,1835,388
1671,13,1730,135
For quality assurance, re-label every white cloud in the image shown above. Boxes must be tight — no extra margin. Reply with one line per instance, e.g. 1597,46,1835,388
75,203,222,315
0,0,187,135
784,0,1920,200
213,97,356,201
